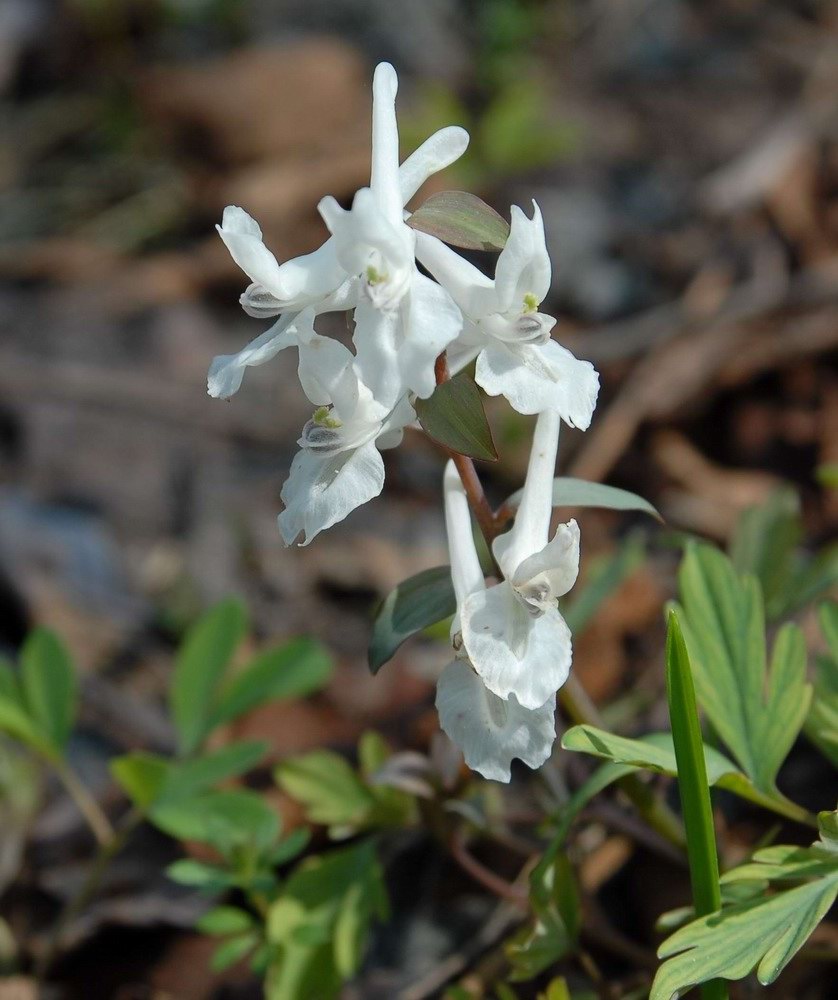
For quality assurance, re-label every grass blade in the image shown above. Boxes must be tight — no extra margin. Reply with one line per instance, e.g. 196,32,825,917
665,610,727,1000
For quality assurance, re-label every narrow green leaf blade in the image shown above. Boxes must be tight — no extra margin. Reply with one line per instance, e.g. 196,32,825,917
503,478,661,520
406,190,510,250
665,612,726,1000
170,599,247,755
19,629,76,754
415,372,498,462
561,726,810,824
368,566,456,673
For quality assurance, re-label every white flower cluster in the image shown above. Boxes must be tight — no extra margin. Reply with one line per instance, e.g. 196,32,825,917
209,63,600,781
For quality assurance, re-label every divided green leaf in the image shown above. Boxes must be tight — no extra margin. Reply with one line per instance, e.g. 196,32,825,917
673,542,812,796
368,565,456,673
651,823,838,999
406,190,510,250
415,371,498,462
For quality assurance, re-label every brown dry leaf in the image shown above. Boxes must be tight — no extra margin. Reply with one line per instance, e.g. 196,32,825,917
139,40,369,167
653,430,780,538
0,979,37,1000
574,563,663,702
579,834,634,893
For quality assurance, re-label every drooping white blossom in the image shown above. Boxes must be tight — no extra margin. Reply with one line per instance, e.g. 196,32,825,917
414,203,600,426
435,461,556,781
242,309,412,546
458,411,580,710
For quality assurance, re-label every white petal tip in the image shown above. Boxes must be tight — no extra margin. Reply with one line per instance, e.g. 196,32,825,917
373,62,398,96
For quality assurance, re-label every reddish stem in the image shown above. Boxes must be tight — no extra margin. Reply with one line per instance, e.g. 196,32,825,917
434,352,500,545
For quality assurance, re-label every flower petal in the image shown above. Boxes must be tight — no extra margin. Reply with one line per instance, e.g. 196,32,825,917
217,206,286,294
494,201,551,313
353,271,462,407
475,339,600,427
461,582,572,710
444,461,485,607
436,659,556,782
512,519,581,600
492,409,559,580
206,313,298,399
414,231,497,317
293,323,360,417
399,126,470,205
370,62,402,224
278,440,385,546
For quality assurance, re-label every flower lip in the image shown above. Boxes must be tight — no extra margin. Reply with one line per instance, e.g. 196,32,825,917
299,408,382,455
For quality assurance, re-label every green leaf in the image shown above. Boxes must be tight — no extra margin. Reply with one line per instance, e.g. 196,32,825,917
674,542,812,795
170,599,247,755
269,828,311,866
208,638,333,730
166,858,233,891
406,190,510,251
512,855,580,982
666,611,722,917
504,477,661,520
111,752,170,809
415,371,498,462
561,726,811,824
266,839,387,1000
163,741,266,798
276,751,375,833
805,603,838,766
152,788,279,852
198,905,255,935
817,463,838,488
112,742,265,813
0,663,54,756
368,565,456,674
651,871,838,998
19,630,76,755
211,932,258,972
730,487,801,620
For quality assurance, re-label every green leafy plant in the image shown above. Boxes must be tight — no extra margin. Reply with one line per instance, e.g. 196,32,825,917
651,812,838,999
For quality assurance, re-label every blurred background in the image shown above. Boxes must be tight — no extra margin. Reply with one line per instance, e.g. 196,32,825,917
1,0,837,996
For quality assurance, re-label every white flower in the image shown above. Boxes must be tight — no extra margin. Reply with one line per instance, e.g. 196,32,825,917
248,310,412,546
211,63,467,402
318,64,462,407
414,202,600,426
436,659,556,783
460,411,580,710
435,460,556,782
